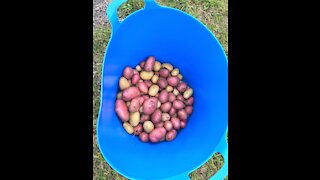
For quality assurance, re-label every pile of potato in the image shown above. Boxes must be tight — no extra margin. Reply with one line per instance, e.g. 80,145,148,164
115,56,194,143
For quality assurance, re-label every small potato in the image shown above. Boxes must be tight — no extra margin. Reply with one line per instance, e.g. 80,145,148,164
166,86,173,92
131,74,140,85
139,132,149,142
138,82,148,94
168,93,176,102
149,127,166,143
143,121,154,133
115,99,129,122
166,129,177,141
173,88,179,96
176,94,184,101
139,79,143,82
162,113,170,121
145,80,152,87
126,101,131,107
162,63,173,72
133,124,143,135
185,97,194,105
136,65,142,71
171,117,181,130
183,88,193,99
151,75,159,84
173,100,185,110
157,101,161,108
140,114,150,123
143,97,158,115
123,66,134,80
169,107,176,116
164,121,173,131
154,61,161,71
159,90,169,103
159,69,170,78
180,120,186,128
117,91,122,99
142,95,149,100
151,109,162,124
178,109,188,120
185,106,193,115
177,74,183,80
123,122,134,134
167,76,180,87
137,96,145,105
155,122,164,128
144,56,156,72
171,68,179,76
148,85,159,96
129,112,140,127
133,69,139,75
140,61,145,68
129,98,140,112
122,87,140,101
161,102,172,113
177,82,187,93
157,77,168,89
140,71,154,80
119,77,131,90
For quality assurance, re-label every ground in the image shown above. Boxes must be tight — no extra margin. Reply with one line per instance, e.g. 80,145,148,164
93,0,228,179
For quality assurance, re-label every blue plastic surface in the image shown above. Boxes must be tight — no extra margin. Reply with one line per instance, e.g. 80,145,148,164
97,0,228,179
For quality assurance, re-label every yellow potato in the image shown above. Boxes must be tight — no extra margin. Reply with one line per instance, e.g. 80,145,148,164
157,101,161,108
171,68,179,76
173,88,179,96
153,61,161,71
162,63,173,72
123,122,134,134
140,71,154,80
143,121,154,133
117,91,122,99
136,65,142,71
119,77,130,90
126,101,131,107
151,75,159,84
148,85,159,96
183,88,193,99
166,85,173,92
177,74,183,80
129,112,140,127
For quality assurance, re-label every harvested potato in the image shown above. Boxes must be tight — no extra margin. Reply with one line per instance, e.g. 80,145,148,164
151,75,159,84
162,113,170,121
177,82,187,93
177,109,188,120
149,127,166,143
161,102,172,113
122,87,140,101
117,91,122,99
183,88,193,99
129,112,140,127
168,93,176,102
185,97,194,105
159,90,169,103
180,120,186,128
162,63,173,72
166,86,173,92
177,74,183,80
138,82,148,94
167,76,180,87
173,88,179,96
173,100,185,110
171,117,181,130
157,77,168,89
143,121,154,133
157,101,161,108
155,122,164,128
133,124,143,135
166,129,177,141
140,71,154,80
136,65,142,71
115,99,129,122
151,109,162,124
123,122,134,134
139,132,149,142
159,69,169,78
143,97,158,115
154,61,161,71
171,68,179,76
144,56,156,72
148,85,159,96
131,74,140,85
123,67,134,80
126,101,130,107
140,114,150,123
169,107,176,116
176,94,184,101
185,106,193,115
164,121,173,131
119,77,130,90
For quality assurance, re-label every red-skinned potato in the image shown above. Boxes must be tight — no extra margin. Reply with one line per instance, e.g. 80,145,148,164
168,93,176,102
164,121,173,131
169,107,176,116
185,106,193,115
143,97,158,115
133,124,143,135
173,100,185,110
157,78,168,89
180,120,186,128
167,76,180,87
176,94,184,101
159,69,169,78
137,96,145,105
185,97,194,105
155,121,164,128
123,66,134,80
177,82,187,92
140,114,150,123
149,127,166,143
115,99,129,122
138,82,148,94
151,109,162,124
161,102,172,113
171,117,181,130
145,80,152,87
178,109,188,120
166,129,177,141
140,61,145,68
139,132,149,142
144,56,155,71
131,74,140,85
129,98,140,112
159,90,169,103
162,113,171,121
122,87,140,101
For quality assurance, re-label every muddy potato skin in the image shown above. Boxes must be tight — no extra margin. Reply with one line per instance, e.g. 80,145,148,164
161,102,172,113
122,87,140,101
139,132,149,142
123,66,134,80
115,99,129,122
166,129,177,141
143,97,158,115
144,56,156,72
158,90,169,103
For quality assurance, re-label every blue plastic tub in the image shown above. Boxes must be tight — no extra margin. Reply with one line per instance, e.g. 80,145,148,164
96,0,228,179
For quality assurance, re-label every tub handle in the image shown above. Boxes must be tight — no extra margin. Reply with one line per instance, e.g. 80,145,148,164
209,129,228,180
107,0,160,33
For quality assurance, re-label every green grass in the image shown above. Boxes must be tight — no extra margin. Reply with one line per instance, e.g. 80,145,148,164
93,0,228,179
